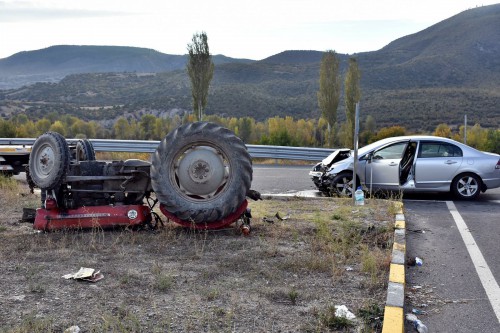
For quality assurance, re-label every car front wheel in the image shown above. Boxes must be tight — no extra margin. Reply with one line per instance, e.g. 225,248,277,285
330,171,359,197
451,173,481,200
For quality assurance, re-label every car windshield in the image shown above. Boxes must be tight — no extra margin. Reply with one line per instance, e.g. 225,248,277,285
357,137,406,156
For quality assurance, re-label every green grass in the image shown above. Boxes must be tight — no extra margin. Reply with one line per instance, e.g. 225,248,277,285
0,174,18,191
3,314,55,333
1,190,395,332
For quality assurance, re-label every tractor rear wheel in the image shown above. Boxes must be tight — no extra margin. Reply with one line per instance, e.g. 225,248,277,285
151,122,252,224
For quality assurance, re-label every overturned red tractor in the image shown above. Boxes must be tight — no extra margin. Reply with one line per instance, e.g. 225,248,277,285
28,122,256,231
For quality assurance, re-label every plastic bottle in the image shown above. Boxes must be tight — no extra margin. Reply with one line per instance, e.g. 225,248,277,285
414,319,428,333
354,186,364,206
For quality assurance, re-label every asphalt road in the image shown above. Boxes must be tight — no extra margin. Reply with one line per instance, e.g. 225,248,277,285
252,164,317,194
252,164,500,200
404,199,500,332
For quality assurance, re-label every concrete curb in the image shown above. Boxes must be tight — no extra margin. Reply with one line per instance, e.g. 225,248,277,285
382,202,406,333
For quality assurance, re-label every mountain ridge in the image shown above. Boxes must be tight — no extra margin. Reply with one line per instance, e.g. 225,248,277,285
1,4,499,131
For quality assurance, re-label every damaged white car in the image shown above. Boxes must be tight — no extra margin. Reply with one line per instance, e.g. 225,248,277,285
310,136,500,200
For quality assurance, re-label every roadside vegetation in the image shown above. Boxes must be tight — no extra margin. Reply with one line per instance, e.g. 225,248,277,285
1,113,498,153
0,177,398,332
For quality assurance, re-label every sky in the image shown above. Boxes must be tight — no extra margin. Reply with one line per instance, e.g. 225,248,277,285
0,0,498,60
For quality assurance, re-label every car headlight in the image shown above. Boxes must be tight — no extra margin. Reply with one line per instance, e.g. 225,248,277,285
312,163,323,172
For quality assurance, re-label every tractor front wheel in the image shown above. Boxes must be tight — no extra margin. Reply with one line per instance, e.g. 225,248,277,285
28,132,70,190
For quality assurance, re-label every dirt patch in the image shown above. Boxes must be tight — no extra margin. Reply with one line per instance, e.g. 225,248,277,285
0,178,396,332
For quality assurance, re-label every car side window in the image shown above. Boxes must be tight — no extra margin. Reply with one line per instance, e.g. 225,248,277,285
373,142,407,159
418,142,463,158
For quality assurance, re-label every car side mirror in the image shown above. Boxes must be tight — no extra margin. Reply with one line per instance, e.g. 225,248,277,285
366,152,373,164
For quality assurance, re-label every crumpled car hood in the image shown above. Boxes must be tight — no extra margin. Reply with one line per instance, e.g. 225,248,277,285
321,149,351,168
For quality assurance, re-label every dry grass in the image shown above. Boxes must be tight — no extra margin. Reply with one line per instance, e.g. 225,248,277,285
95,151,152,161
0,178,395,332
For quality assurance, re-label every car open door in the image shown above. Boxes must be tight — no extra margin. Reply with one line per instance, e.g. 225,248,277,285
365,141,409,191
399,141,418,186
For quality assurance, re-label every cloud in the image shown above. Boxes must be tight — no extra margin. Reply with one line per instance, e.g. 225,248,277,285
0,1,130,22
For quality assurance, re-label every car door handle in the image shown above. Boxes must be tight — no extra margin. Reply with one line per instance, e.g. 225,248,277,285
445,160,458,165
389,162,398,166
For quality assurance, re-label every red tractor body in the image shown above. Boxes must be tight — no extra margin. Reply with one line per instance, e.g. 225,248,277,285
28,123,255,232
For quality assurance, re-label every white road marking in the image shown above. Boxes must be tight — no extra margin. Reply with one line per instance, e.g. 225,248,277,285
446,201,500,323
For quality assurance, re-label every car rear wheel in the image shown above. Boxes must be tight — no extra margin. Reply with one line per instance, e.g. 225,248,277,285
451,173,481,200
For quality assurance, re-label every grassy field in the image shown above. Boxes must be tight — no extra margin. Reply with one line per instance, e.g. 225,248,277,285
0,175,398,332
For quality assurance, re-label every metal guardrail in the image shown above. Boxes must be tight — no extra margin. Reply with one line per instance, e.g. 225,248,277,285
0,138,335,161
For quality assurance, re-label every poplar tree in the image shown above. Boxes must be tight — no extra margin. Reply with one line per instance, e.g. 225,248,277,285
343,57,361,147
317,50,341,147
187,32,214,121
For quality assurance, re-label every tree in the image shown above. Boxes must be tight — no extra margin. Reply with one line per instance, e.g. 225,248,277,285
35,119,51,135
49,121,66,136
0,119,16,137
433,123,452,138
139,114,157,140
113,117,131,140
372,126,406,142
187,31,214,121
364,115,376,133
317,50,341,147
343,57,361,148
465,123,488,150
238,117,253,143
485,129,500,154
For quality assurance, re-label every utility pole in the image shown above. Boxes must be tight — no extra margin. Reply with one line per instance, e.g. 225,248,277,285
352,102,360,205
464,114,467,144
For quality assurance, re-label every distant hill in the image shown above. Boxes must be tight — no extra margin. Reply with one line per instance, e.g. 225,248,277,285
1,4,499,132
358,4,500,89
261,50,327,64
0,45,253,89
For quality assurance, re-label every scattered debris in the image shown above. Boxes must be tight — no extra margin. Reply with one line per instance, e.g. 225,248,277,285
406,313,418,322
246,189,262,201
407,257,423,266
20,208,36,223
9,295,26,301
262,211,291,223
238,208,252,235
64,326,81,333
345,266,354,271
275,212,290,220
62,267,104,283
412,308,426,315
406,313,429,332
335,305,356,320
408,228,426,233
240,224,251,236
262,217,275,224
415,257,423,266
